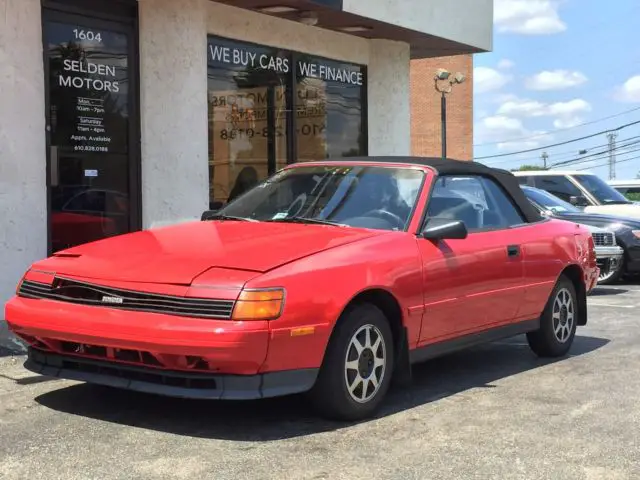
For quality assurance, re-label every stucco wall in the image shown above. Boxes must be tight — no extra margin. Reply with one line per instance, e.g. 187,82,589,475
138,0,210,229
368,39,411,156
343,0,493,52
0,0,47,351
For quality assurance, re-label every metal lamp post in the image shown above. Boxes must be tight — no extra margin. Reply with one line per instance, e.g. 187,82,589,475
434,69,466,160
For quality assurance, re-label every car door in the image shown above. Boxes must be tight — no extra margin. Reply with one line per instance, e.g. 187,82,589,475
416,174,528,345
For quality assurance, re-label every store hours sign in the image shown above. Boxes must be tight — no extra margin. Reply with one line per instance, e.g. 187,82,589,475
47,22,129,154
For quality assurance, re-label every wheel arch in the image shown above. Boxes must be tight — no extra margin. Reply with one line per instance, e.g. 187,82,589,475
330,287,412,385
558,263,588,326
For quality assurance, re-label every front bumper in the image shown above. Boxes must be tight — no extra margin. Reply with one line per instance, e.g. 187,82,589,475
25,348,318,400
6,295,271,375
595,246,624,259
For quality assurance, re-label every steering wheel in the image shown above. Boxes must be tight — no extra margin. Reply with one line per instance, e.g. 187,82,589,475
363,209,405,228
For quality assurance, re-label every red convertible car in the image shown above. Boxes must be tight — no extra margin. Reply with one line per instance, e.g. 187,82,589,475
6,157,598,420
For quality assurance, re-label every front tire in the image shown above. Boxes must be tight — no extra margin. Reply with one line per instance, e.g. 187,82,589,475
308,303,394,421
598,256,625,285
527,275,578,357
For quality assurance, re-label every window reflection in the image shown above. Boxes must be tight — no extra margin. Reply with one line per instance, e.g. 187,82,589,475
45,21,132,252
207,37,289,209
207,37,367,210
296,56,366,161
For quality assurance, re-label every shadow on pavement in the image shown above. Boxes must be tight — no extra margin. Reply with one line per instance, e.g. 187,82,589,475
589,287,629,296
0,346,23,358
34,334,609,441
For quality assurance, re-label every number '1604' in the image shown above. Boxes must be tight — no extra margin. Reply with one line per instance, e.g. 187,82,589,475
73,29,102,42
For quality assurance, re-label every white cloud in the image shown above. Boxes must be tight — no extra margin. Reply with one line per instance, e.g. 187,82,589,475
553,117,584,129
497,139,545,151
613,75,640,103
474,66,512,94
497,59,515,70
494,0,567,35
525,70,588,90
475,115,549,150
497,98,591,119
547,99,591,116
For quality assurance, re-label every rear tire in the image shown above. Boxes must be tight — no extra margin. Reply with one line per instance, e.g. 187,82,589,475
527,275,577,358
308,303,394,421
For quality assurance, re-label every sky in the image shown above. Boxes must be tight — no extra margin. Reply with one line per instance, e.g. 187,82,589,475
472,0,640,180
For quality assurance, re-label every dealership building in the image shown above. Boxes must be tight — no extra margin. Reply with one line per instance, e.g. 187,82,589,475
0,0,491,349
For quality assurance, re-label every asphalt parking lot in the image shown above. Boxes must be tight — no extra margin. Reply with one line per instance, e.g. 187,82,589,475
1,283,640,480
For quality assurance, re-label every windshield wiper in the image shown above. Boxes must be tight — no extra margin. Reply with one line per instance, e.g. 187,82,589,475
603,200,632,205
267,216,346,227
205,214,258,222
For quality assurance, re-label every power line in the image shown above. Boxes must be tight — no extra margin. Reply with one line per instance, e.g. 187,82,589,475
550,145,640,169
475,119,640,161
497,135,640,167
575,153,640,172
473,106,640,148
550,138,640,168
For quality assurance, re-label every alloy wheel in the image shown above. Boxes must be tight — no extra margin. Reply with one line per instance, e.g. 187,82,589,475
598,257,622,283
552,287,574,343
344,324,387,403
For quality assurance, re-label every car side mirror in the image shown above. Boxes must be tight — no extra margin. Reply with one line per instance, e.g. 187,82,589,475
201,209,219,221
569,195,588,207
421,218,468,240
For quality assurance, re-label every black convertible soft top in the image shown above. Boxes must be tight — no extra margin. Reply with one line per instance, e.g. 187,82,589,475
322,156,543,224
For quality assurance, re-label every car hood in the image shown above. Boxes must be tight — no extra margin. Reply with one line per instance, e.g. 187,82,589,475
554,211,640,230
32,220,387,284
584,204,640,219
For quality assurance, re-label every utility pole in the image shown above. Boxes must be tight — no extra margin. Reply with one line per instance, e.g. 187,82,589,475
541,151,548,169
607,132,618,180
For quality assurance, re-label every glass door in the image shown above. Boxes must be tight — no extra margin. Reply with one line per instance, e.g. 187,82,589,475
207,37,290,210
43,9,139,254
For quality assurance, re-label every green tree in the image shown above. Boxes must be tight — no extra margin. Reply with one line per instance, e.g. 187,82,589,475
511,164,548,172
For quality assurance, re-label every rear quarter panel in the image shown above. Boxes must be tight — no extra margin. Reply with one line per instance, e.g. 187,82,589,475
518,218,594,319
245,232,424,372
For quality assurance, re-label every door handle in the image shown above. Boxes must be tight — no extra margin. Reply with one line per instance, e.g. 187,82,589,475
507,245,520,257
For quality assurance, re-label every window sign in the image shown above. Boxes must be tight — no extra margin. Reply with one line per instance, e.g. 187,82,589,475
47,22,129,154
207,36,367,209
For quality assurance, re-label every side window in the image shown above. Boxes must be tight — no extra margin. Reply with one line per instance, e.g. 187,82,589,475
427,175,525,232
533,175,581,202
479,177,526,226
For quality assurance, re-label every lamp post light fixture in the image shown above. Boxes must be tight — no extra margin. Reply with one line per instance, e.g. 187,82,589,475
434,69,466,160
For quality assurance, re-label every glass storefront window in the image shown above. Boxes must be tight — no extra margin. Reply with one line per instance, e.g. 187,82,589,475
207,37,290,209
207,36,367,210
296,56,366,162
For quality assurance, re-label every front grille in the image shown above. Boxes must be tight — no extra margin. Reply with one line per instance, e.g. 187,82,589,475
18,278,235,319
592,232,615,247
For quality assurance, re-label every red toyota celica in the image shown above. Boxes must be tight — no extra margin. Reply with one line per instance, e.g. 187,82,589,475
6,157,599,421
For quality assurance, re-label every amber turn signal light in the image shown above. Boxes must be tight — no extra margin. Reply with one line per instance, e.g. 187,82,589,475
231,288,285,321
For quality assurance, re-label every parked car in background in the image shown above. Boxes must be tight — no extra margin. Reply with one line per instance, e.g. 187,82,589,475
522,185,640,284
6,157,598,421
514,170,640,219
608,179,640,202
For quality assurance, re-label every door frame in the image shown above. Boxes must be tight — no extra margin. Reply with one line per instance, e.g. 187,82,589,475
41,0,141,255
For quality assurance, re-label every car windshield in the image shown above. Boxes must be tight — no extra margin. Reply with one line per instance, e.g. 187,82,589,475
522,187,581,214
573,174,631,204
215,164,425,231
